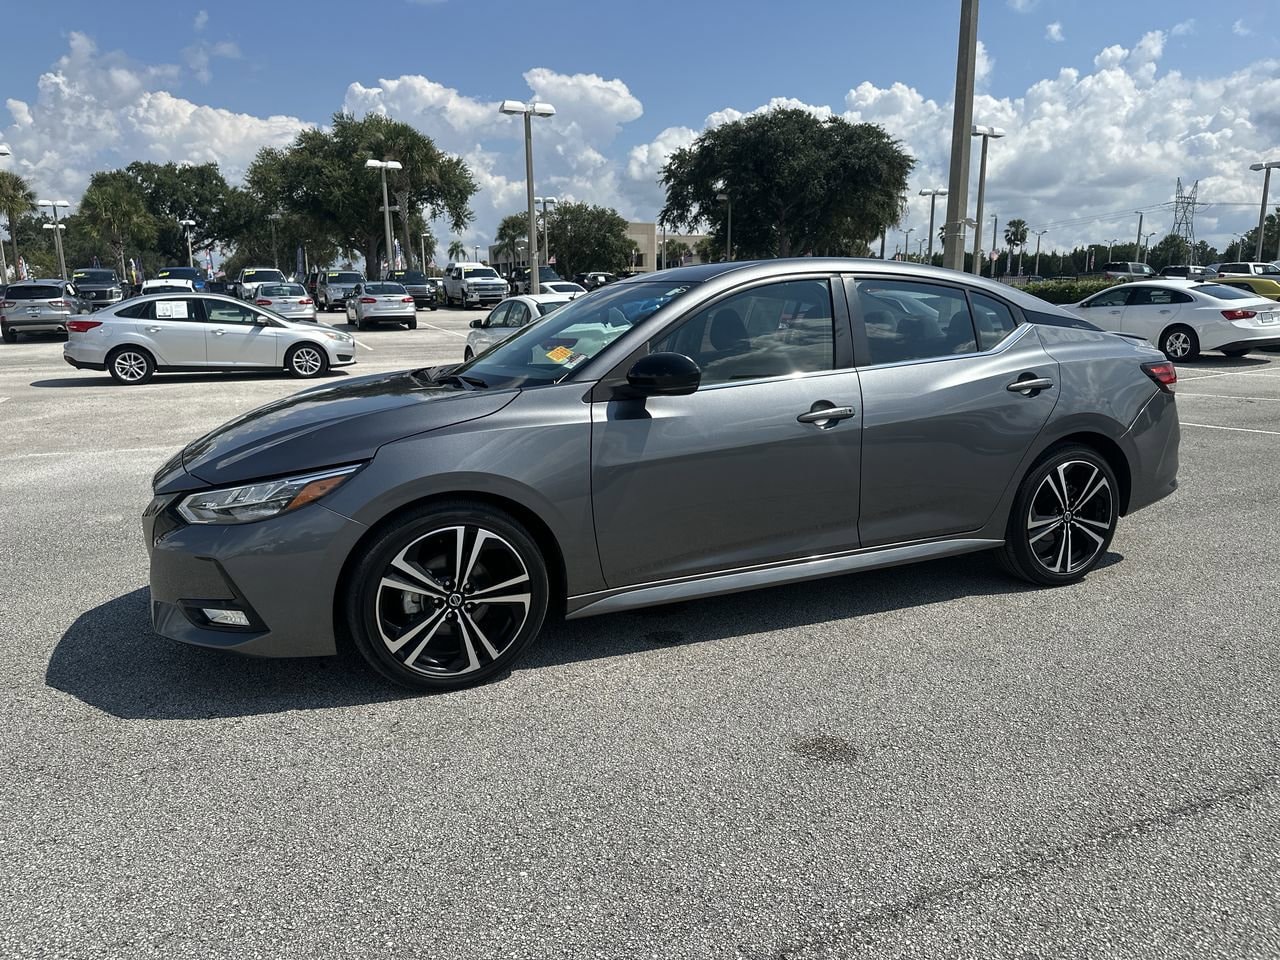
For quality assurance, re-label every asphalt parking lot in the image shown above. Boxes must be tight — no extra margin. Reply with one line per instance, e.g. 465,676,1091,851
2,315,1279,959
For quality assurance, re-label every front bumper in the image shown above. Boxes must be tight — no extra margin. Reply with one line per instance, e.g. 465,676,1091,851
146,497,367,657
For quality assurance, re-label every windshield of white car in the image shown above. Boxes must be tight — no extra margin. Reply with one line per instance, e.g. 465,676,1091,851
244,270,284,282
452,281,697,389
463,268,500,279
1192,283,1259,300
328,272,362,283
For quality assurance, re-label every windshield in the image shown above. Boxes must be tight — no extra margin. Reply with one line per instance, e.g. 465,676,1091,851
158,267,200,279
463,268,500,279
366,283,406,295
72,269,117,283
1193,283,1260,300
393,271,427,283
455,281,697,389
327,272,362,283
244,269,284,282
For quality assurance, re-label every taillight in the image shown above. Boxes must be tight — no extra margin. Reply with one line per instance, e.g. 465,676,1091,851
1221,309,1257,320
360,296,377,304
256,299,272,306
299,298,313,305
2,301,14,308
67,320,102,333
402,296,415,303
50,299,70,309
1142,361,1177,393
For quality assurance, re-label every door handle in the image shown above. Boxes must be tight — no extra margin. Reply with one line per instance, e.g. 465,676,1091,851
1159,309,1171,314
1006,376,1054,395
212,329,227,336
797,405,856,424
145,326,161,333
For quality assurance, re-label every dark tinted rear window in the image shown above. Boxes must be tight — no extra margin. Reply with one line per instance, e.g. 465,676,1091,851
6,285,62,300
72,270,117,283
1193,283,1258,300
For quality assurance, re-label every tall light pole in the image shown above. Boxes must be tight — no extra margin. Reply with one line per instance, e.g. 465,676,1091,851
902,227,915,260
179,218,196,268
365,159,403,278
0,144,10,282
1133,211,1144,261
919,188,947,264
1106,237,1120,263
42,222,66,278
716,192,732,261
970,125,1005,276
1142,231,1157,263
267,212,283,271
500,99,556,294
420,232,429,272
989,214,998,276
1249,160,1280,262
38,199,70,279
942,0,980,270
534,195,557,267
1032,229,1048,275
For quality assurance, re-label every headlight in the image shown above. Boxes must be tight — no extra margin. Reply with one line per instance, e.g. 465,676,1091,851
177,464,362,525
321,330,353,342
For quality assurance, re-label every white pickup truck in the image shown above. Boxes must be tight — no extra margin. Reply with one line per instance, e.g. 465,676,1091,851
231,267,286,301
442,262,509,308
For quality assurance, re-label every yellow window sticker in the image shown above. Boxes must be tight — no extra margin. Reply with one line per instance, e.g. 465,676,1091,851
545,346,573,363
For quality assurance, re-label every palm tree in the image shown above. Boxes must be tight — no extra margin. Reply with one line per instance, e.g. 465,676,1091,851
0,170,37,278
78,173,155,278
447,239,466,262
1004,218,1029,275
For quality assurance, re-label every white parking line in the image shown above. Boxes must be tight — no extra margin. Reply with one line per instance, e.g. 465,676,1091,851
1179,369,1280,382
0,397,9,404
420,321,468,340
1177,393,1280,402
1181,422,1280,436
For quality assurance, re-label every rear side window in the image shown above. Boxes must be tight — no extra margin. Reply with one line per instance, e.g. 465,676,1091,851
6,285,62,300
968,292,1019,350
114,301,153,320
1193,283,1260,301
1128,287,1192,305
853,279,977,365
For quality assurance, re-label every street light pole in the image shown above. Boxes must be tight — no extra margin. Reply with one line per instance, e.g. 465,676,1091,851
500,100,556,294
365,159,403,278
970,125,1005,276
1249,161,1279,262
534,196,557,267
1107,237,1119,263
942,0,980,271
420,232,429,272
1142,231,1157,263
267,212,283,271
0,144,10,282
179,219,196,269
716,192,732,261
1133,211,1144,261
990,214,998,276
1032,229,1047,275
38,199,70,279
902,227,915,260
919,188,947,264
42,223,66,278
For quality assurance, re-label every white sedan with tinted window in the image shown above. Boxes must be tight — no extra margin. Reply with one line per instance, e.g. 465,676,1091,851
1064,280,1280,360
463,294,573,360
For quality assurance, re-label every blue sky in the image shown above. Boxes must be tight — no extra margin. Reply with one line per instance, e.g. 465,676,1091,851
2,0,1278,256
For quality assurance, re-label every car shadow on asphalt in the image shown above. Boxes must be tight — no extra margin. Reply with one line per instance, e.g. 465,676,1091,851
46,551,1121,721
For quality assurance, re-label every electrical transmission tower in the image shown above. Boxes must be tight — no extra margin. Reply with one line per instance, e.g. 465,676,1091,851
1171,178,1199,264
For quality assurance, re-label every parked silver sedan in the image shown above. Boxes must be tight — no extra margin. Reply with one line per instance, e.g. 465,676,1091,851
254,282,317,322
345,282,418,330
464,293,573,359
62,292,356,384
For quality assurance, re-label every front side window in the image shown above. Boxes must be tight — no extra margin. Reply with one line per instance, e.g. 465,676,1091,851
204,300,260,325
485,302,511,328
653,279,834,386
853,279,977,365
504,303,530,327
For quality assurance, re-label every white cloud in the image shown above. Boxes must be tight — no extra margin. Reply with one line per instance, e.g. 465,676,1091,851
1232,19,1251,37
975,40,994,88
1171,19,1195,37
1045,22,1064,43
1007,0,1036,10
193,9,208,31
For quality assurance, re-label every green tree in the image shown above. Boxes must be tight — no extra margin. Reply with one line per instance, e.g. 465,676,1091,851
660,238,691,270
1003,218,1029,274
1238,208,1279,263
546,202,632,278
0,170,37,277
78,171,156,278
124,160,231,264
447,239,466,261
494,213,527,270
659,108,913,259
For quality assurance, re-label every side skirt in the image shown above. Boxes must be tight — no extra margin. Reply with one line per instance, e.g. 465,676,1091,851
565,537,1004,620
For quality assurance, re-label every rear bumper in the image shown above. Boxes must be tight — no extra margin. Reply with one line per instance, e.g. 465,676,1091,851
1124,389,1179,515
3,316,71,333
64,354,106,371
1213,336,1280,353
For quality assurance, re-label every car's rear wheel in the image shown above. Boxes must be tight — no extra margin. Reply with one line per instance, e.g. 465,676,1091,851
285,342,329,378
407,317,418,330
999,444,1118,586
345,502,550,690
1,324,16,343
107,346,155,385
1221,347,1251,358
1159,325,1199,362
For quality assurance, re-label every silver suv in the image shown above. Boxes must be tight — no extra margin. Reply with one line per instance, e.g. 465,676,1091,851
1,279,91,342
1101,261,1157,280
317,270,365,312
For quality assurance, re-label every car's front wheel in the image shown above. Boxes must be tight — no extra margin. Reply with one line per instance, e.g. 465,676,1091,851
285,342,329,378
345,503,550,690
999,444,1118,586
1159,325,1199,362
1222,347,1251,358
107,346,155,385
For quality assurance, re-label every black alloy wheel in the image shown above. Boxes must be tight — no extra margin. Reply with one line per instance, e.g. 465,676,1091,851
346,502,549,691
1000,444,1118,586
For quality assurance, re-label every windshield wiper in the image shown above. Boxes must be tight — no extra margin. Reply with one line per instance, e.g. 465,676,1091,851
432,373,488,390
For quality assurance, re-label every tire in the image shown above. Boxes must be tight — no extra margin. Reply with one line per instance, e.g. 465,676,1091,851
344,501,550,691
2,324,16,344
998,443,1118,586
107,346,156,385
1159,325,1199,362
1222,347,1251,358
285,342,329,379
463,347,474,361
407,318,418,330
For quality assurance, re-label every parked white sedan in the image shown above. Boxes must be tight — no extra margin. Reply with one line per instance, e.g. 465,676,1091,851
345,281,417,330
463,294,573,360
1065,280,1280,360
63,292,356,384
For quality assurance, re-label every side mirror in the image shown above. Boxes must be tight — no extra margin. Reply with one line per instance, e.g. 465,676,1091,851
625,352,701,397
469,318,482,328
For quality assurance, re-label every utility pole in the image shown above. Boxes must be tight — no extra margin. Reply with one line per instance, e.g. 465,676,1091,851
920,188,947,265
1032,230,1047,275
942,0,980,271
990,215,998,276
1250,161,1279,262
1134,211,1144,262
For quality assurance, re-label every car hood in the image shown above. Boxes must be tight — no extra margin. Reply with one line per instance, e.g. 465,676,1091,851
153,368,517,493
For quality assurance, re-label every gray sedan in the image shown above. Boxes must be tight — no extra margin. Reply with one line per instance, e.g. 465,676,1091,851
344,282,418,330
253,282,317,322
146,259,1180,691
